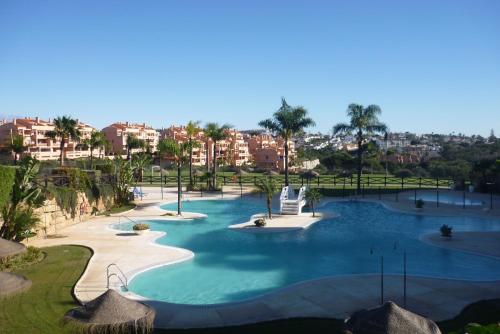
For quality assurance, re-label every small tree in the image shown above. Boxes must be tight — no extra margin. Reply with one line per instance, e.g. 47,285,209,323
126,134,145,161
7,134,26,165
255,176,279,219
132,152,151,182
113,156,134,206
304,188,322,217
163,138,190,215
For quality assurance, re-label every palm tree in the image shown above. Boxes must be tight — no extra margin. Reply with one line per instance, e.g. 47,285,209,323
333,104,388,193
82,131,107,169
132,152,151,182
7,134,26,165
204,123,232,190
156,139,171,199
46,116,81,167
255,176,279,219
186,121,201,190
126,134,144,161
163,138,189,215
304,188,322,217
259,98,315,186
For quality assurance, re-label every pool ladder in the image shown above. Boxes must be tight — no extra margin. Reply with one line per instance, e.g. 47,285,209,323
106,263,128,291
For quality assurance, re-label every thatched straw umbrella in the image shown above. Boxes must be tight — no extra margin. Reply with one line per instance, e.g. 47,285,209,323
0,272,32,298
0,237,26,260
65,289,155,334
344,301,441,334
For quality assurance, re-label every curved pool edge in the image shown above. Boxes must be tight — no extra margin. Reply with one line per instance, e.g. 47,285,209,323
420,231,500,259
136,273,500,329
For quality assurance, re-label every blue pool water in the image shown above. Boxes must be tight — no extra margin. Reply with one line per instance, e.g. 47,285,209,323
411,194,484,206
113,197,500,305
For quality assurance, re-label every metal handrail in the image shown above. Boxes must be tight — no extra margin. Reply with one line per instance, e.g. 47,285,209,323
106,263,128,289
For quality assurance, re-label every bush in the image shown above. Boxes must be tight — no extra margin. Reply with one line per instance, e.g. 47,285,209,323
132,223,150,231
416,199,425,209
0,246,44,271
254,218,266,227
395,169,414,178
440,224,453,237
0,165,16,209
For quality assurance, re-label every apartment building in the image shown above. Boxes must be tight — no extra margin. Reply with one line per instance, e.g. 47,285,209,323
161,126,251,167
0,117,95,161
161,125,207,166
246,134,295,171
102,122,159,155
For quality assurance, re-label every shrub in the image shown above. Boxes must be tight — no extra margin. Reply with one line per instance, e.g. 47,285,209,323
254,218,266,227
132,223,150,231
0,246,44,271
0,165,16,209
440,224,453,237
416,199,425,209
395,169,414,178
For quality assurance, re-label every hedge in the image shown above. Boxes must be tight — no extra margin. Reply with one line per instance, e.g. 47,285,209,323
0,165,16,209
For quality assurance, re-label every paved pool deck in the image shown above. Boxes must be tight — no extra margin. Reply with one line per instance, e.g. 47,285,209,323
27,186,500,328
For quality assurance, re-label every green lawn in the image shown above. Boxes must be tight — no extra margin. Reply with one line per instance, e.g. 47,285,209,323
1,245,498,334
0,245,91,334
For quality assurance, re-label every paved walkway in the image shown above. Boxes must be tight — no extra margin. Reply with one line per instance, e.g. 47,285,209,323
146,275,500,328
27,187,500,328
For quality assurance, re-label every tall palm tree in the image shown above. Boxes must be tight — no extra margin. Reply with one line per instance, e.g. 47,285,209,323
8,133,26,165
46,116,81,167
82,131,107,169
259,98,315,186
186,121,201,190
333,104,388,193
255,176,279,219
163,138,189,215
204,123,232,190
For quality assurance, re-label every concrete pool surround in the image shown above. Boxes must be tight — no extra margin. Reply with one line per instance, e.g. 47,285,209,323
29,187,500,328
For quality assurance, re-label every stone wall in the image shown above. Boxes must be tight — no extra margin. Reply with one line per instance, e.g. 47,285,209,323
28,191,114,240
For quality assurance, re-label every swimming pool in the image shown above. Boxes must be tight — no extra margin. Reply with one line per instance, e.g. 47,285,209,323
113,197,500,305
410,194,484,206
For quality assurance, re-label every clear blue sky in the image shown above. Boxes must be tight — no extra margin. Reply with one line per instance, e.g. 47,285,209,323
1,0,499,136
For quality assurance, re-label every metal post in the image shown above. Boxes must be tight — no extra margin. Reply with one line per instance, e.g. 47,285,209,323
160,170,164,200
491,191,494,210
403,251,407,308
414,189,417,205
362,185,365,198
380,255,384,305
378,187,381,200
437,188,439,208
